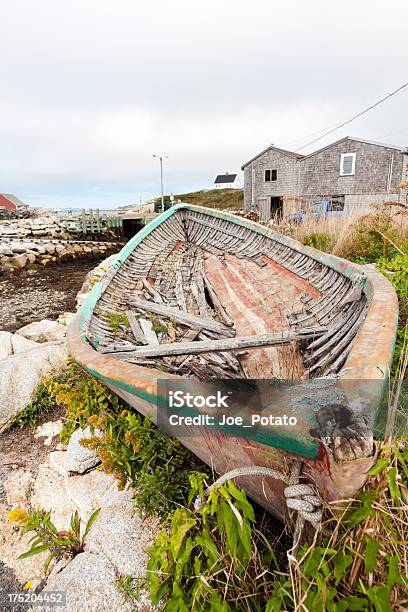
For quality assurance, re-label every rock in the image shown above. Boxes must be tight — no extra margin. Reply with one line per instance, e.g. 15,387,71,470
0,246,13,256
58,312,75,326
44,243,56,254
0,342,67,430
64,470,116,518
32,244,46,254
35,419,64,445
63,427,103,474
30,462,73,530
55,244,65,254
3,470,33,506
0,331,39,359
16,319,67,343
10,254,28,269
0,332,13,359
86,486,158,576
26,252,36,264
44,552,131,612
0,506,48,589
9,242,27,253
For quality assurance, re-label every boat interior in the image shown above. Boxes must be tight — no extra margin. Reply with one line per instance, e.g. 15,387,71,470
84,206,368,382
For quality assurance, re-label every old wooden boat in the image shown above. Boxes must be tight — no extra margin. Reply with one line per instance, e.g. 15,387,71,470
67,204,398,521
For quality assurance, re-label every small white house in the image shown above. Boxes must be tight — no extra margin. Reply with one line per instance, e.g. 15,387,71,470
214,173,240,189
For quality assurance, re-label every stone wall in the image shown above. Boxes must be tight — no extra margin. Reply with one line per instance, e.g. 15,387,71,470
0,239,119,275
0,216,71,240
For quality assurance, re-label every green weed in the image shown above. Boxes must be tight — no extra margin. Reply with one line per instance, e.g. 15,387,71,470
303,231,332,252
9,507,100,572
9,383,55,429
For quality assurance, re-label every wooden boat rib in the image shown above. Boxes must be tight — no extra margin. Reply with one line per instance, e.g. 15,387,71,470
67,204,398,520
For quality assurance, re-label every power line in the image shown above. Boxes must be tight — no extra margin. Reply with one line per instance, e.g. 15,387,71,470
371,127,408,141
293,81,408,152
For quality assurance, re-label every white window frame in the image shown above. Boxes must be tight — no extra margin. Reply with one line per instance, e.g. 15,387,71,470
340,152,356,176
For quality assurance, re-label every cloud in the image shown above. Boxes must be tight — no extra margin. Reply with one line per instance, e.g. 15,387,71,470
0,0,407,208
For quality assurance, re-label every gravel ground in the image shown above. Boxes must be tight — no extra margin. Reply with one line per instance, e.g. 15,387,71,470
0,256,111,333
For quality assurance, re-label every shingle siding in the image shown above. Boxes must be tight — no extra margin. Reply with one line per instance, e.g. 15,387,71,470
243,149,299,212
299,139,404,196
243,138,407,219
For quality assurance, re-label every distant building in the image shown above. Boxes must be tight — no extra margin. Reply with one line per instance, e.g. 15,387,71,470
0,194,29,211
214,173,240,189
242,137,408,221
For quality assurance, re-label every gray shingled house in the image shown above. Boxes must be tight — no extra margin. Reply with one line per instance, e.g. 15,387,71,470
242,137,408,221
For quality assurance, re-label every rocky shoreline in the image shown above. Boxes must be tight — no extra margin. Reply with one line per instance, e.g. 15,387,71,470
0,255,159,610
0,239,119,275
0,255,114,332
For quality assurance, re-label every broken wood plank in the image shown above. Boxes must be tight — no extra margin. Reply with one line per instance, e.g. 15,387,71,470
125,310,148,345
109,327,327,359
139,319,160,346
202,272,234,327
175,271,187,312
128,297,235,337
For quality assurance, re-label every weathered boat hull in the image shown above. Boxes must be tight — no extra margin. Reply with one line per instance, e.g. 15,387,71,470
67,204,398,519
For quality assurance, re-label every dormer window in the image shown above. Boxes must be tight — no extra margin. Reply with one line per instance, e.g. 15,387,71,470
340,153,356,176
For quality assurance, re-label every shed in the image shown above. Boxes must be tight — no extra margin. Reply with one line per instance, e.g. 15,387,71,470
0,194,28,210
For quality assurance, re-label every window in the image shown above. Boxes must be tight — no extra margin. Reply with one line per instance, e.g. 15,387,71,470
264,169,277,182
340,152,356,176
327,195,345,212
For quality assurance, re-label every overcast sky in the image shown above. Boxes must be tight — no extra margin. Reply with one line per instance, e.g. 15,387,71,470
1,0,407,210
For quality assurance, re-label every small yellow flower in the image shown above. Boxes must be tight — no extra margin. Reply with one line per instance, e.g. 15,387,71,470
23,581,33,590
8,508,29,524
120,410,128,417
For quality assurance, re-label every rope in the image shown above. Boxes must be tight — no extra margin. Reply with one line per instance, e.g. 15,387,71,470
194,462,322,538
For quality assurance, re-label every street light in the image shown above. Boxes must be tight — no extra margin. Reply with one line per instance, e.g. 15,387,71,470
153,154,168,212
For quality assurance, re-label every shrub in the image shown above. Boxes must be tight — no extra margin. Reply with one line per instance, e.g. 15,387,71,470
269,444,408,611
146,474,282,611
303,232,332,252
81,411,209,517
377,252,408,375
46,363,209,516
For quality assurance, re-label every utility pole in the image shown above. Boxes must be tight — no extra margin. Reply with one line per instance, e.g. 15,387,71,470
153,154,168,212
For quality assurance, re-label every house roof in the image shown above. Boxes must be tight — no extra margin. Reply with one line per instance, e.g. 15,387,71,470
214,173,237,184
0,193,28,207
241,145,304,169
242,137,408,170
300,136,408,160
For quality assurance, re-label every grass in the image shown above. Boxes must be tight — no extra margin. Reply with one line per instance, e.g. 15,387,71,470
156,188,244,211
